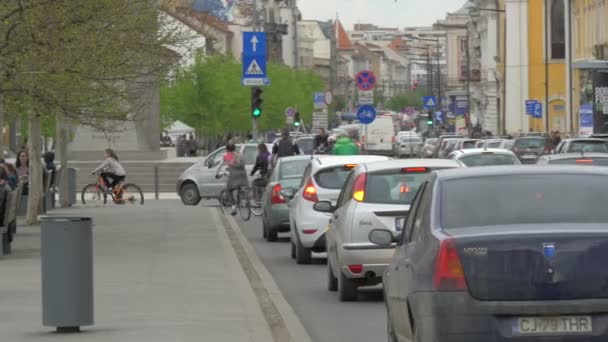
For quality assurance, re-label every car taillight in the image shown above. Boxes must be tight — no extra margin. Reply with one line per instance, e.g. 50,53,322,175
271,184,285,204
348,264,363,274
576,159,593,164
433,239,467,291
352,173,367,202
402,167,429,173
302,179,318,202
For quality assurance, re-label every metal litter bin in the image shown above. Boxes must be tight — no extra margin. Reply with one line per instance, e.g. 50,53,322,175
40,216,93,332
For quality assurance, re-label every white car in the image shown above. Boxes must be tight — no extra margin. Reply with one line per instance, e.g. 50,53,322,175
282,155,390,265
448,148,521,167
314,159,461,301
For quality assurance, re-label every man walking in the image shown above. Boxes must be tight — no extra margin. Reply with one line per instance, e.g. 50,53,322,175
272,129,300,165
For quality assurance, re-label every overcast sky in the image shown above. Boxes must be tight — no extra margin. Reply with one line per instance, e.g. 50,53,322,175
298,0,465,30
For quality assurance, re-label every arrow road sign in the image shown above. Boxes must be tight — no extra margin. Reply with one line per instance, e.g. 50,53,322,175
242,32,269,87
423,96,438,109
243,32,267,56
357,105,377,125
250,35,259,52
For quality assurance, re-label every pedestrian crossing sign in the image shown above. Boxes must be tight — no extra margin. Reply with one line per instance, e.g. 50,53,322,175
245,59,264,75
423,96,438,109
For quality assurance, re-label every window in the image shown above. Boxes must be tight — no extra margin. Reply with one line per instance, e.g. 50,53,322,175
402,182,427,244
337,172,355,208
549,0,565,59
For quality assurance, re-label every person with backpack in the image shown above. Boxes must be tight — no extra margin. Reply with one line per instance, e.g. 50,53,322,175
272,129,300,165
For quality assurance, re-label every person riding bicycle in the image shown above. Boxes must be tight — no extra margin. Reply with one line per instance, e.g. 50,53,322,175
92,149,126,198
216,143,248,216
250,143,270,187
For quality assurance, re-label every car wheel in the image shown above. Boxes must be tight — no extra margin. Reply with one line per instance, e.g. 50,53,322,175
327,262,338,292
180,183,201,206
338,271,358,302
291,242,296,259
295,234,312,265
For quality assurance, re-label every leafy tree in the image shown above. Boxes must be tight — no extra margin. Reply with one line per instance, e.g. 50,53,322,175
386,89,426,112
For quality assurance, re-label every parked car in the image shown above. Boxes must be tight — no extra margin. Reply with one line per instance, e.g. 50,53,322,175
375,165,608,342
281,155,390,265
261,155,312,241
537,152,608,166
554,138,608,154
177,143,270,205
420,138,438,158
448,148,521,167
394,134,423,158
315,159,461,301
511,136,546,163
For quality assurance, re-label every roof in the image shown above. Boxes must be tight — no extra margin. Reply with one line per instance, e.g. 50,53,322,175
276,155,317,164
311,155,390,169
541,153,608,160
449,148,516,158
435,165,608,181
335,20,354,50
168,120,194,132
361,159,461,172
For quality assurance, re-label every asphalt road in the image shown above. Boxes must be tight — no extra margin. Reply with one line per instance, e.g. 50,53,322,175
235,214,386,342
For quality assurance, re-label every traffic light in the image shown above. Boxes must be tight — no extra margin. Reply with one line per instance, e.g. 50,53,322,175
426,112,433,125
293,112,301,127
252,87,263,118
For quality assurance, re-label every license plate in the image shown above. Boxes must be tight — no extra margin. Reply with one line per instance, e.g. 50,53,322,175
395,217,406,231
522,154,537,159
515,316,592,335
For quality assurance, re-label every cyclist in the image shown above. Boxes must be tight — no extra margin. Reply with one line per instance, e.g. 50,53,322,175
216,143,248,216
250,143,270,189
91,148,126,198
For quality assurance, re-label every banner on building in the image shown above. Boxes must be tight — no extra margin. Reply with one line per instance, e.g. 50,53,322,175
579,104,594,136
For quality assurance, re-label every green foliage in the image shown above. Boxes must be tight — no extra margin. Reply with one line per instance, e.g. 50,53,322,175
385,89,426,112
160,55,325,135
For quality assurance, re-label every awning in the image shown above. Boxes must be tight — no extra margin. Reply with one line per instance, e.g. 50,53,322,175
572,60,608,70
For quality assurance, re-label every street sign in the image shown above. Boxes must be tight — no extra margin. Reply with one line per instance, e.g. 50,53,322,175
355,70,377,91
242,32,269,86
358,90,374,105
580,104,593,135
312,112,328,130
532,102,543,119
324,91,333,105
435,111,444,123
286,116,294,124
525,100,537,115
314,92,326,109
357,105,377,125
423,96,438,109
285,107,295,116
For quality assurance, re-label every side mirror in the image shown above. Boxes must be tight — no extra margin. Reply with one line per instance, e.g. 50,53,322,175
313,201,335,213
368,229,398,247
280,188,296,200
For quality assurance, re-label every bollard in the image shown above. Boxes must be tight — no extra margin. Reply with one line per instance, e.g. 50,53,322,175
40,216,93,333
154,165,159,200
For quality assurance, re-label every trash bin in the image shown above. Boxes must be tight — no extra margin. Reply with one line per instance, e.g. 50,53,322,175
40,216,93,332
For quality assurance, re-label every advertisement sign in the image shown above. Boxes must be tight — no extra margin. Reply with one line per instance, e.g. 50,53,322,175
579,104,594,136
452,96,469,116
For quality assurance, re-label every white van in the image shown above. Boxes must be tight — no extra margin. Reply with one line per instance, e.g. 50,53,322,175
360,116,395,156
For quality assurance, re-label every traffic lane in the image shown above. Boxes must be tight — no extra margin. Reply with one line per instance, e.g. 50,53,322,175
236,216,386,342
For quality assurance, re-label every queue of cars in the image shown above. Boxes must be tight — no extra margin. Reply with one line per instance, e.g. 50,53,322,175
178,130,608,341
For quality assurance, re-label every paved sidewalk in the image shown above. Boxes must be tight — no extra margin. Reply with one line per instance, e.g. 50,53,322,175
0,201,273,342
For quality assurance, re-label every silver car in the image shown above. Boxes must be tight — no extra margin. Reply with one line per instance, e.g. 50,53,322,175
314,159,461,301
448,148,521,167
420,138,437,158
177,144,269,205
395,134,423,158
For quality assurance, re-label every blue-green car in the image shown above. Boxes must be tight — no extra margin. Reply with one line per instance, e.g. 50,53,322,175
262,155,312,242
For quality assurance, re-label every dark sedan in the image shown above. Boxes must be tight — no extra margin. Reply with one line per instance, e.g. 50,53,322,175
373,166,608,342
511,136,546,163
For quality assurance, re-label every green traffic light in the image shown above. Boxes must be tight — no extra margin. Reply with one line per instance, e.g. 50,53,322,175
294,121,300,127
427,120,433,125
253,108,262,117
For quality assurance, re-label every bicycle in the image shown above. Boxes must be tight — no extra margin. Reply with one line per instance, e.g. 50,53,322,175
247,176,267,217
217,172,251,221
81,172,144,206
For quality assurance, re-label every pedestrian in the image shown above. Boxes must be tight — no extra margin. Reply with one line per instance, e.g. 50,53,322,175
313,128,329,154
43,151,57,191
187,133,197,157
331,134,360,155
553,131,562,146
272,129,300,165
16,150,29,194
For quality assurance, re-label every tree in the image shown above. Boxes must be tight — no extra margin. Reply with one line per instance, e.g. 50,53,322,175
161,55,325,135
385,89,426,112
1,0,193,223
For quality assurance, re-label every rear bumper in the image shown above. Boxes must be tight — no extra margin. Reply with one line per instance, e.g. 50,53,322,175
408,292,608,341
297,212,331,248
338,244,395,279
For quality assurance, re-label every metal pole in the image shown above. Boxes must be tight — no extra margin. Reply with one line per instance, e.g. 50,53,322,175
466,33,472,137
154,165,159,200
544,0,550,133
251,0,260,140
427,49,432,98
436,39,441,110
565,0,573,134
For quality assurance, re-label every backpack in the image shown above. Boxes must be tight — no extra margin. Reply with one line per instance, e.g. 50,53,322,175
276,139,296,157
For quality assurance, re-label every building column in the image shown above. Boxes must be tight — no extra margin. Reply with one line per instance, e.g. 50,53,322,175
505,0,529,134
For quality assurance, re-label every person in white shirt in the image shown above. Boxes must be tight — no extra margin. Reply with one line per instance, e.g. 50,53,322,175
92,149,126,192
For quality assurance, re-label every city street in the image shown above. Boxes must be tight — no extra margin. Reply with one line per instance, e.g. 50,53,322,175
234,214,386,342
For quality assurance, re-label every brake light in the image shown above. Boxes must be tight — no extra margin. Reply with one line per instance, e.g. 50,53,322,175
576,159,593,164
400,184,411,193
348,264,363,274
352,173,367,202
302,229,318,235
302,179,318,202
271,184,285,204
402,167,428,173
433,239,467,291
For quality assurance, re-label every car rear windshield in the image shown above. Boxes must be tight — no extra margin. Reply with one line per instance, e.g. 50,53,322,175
514,138,544,148
463,141,478,148
314,166,353,189
548,158,608,166
458,153,519,167
364,170,434,204
441,174,608,228
568,141,608,153
279,160,310,180
296,139,314,154
487,141,502,148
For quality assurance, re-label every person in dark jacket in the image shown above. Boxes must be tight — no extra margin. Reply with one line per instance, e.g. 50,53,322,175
251,143,270,178
43,151,56,190
272,129,300,166
313,128,329,154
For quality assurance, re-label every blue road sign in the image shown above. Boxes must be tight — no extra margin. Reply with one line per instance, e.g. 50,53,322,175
242,32,269,86
355,70,377,91
423,96,438,109
314,92,326,109
435,111,443,123
525,100,537,115
357,105,377,125
533,102,543,119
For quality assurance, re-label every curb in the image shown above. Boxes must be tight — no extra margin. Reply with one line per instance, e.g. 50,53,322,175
217,210,313,342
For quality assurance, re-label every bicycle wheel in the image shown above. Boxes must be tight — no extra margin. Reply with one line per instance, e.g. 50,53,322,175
121,184,144,205
249,186,264,217
81,184,107,206
238,188,251,221
218,189,231,215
